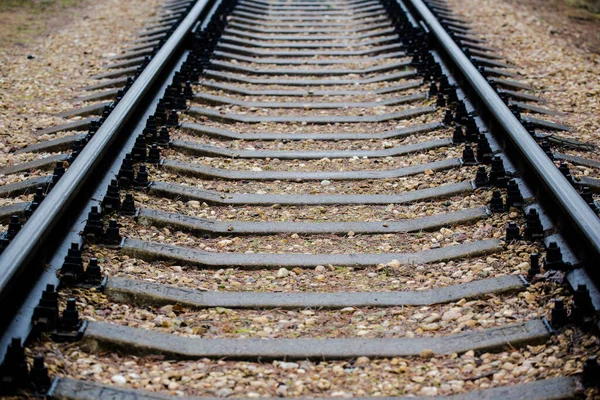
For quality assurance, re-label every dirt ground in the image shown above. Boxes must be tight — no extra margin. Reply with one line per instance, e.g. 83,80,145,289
499,0,600,55
0,0,90,50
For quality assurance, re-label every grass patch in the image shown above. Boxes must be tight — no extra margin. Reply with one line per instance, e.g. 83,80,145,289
0,0,85,49
565,0,600,14
0,0,82,12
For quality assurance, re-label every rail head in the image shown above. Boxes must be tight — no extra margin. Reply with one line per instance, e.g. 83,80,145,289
406,0,600,271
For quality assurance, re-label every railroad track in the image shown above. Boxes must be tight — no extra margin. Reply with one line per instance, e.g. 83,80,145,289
0,0,599,397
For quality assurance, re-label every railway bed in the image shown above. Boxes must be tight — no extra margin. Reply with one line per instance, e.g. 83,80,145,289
0,0,599,398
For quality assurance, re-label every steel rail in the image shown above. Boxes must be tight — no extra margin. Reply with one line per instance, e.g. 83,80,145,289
406,0,600,267
0,0,211,301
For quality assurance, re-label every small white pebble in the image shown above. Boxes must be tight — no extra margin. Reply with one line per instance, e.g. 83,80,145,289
111,375,127,385
419,387,438,396
277,268,289,278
